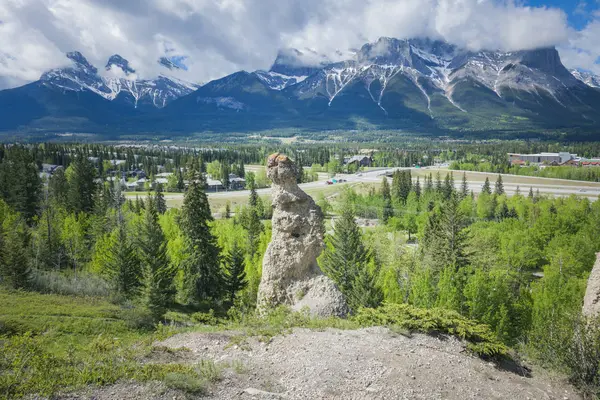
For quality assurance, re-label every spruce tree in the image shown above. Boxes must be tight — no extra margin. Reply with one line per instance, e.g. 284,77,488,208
414,177,422,199
481,177,492,195
443,173,454,200
460,172,469,198
49,168,69,209
68,155,97,214
435,171,443,194
320,201,373,310
106,216,141,299
381,177,393,223
224,201,231,219
380,176,391,200
528,187,534,199
179,175,223,302
348,258,383,310
220,162,230,190
1,216,32,289
139,201,175,319
154,183,167,214
494,174,505,196
223,242,247,303
0,147,42,222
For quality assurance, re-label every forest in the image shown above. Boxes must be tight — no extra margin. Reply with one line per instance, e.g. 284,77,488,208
0,143,599,398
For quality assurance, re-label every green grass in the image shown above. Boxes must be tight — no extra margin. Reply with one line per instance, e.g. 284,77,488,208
0,290,508,398
0,289,194,399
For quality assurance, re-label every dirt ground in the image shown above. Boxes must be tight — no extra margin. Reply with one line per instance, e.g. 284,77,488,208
61,327,580,400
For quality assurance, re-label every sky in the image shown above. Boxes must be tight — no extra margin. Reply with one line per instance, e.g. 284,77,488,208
0,0,599,90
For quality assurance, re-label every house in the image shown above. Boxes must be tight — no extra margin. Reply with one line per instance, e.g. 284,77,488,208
345,155,373,167
206,179,225,191
228,173,246,190
41,164,63,174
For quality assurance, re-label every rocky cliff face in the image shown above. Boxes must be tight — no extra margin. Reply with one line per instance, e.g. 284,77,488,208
583,252,600,318
256,153,347,317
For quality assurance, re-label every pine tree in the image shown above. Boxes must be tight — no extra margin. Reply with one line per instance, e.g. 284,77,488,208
460,172,469,199
223,242,247,303
106,216,141,299
139,201,175,319
68,155,97,214
494,174,505,195
348,258,383,310
481,177,492,195
0,147,42,222
320,201,373,311
515,186,521,196
49,168,69,209
414,177,422,199
435,171,443,194
154,183,167,214
425,173,434,193
380,176,391,200
0,216,32,289
179,176,223,302
528,187,534,199
443,173,454,200
224,201,231,219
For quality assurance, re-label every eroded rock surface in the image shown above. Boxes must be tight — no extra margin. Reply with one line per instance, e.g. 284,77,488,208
256,153,347,317
583,252,600,318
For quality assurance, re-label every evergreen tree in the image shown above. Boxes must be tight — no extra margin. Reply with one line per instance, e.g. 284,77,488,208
0,215,32,289
380,176,391,200
425,173,434,193
496,202,509,221
176,170,185,192
106,216,141,298
414,177,422,199
179,176,223,302
515,186,521,196
0,147,41,222
223,242,247,303
68,155,97,213
220,162,230,190
48,168,69,209
224,201,231,219
481,177,492,195
494,175,505,195
435,172,443,194
460,172,469,199
139,201,175,319
154,183,167,214
348,258,383,310
443,173,454,200
321,201,374,311
528,187,534,199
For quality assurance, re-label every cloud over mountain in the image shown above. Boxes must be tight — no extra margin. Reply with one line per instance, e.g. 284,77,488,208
0,0,597,89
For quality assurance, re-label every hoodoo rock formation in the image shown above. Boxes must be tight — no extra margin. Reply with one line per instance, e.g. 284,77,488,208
583,252,600,318
256,153,348,317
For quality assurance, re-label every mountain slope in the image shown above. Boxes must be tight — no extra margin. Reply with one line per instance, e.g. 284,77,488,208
2,38,600,137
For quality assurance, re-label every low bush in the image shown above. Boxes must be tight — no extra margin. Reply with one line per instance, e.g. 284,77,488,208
30,269,110,297
353,303,508,357
563,317,600,399
163,372,206,394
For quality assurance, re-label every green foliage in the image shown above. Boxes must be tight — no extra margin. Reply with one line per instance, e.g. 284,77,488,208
105,217,141,299
223,242,248,303
163,372,206,394
139,201,176,320
1,212,32,289
67,155,97,214
179,178,223,303
0,146,41,222
353,303,508,357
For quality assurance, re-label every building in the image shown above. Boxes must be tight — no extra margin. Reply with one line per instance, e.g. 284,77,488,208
508,152,576,166
206,179,225,191
228,174,246,190
345,155,373,167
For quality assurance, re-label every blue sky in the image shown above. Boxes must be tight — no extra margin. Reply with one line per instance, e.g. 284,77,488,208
526,0,598,29
1,0,600,89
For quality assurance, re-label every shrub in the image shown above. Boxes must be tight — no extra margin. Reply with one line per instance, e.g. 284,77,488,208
30,269,110,297
163,372,206,394
353,303,508,357
563,317,600,398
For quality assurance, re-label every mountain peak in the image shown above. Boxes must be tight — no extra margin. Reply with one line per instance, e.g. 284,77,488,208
269,48,329,77
106,54,135,75
66,51,97,74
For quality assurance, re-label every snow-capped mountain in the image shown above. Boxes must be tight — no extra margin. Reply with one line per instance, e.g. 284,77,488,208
2,37,600,136
571,69,600,89
40,52,200,109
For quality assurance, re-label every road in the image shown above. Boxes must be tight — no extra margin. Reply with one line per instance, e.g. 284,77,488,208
157,167,600,207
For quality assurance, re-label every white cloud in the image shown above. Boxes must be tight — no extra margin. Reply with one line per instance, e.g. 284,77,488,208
0,0,596,90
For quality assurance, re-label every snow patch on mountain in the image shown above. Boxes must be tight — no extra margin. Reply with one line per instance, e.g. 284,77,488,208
40,52,200,108
571,69,600,89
